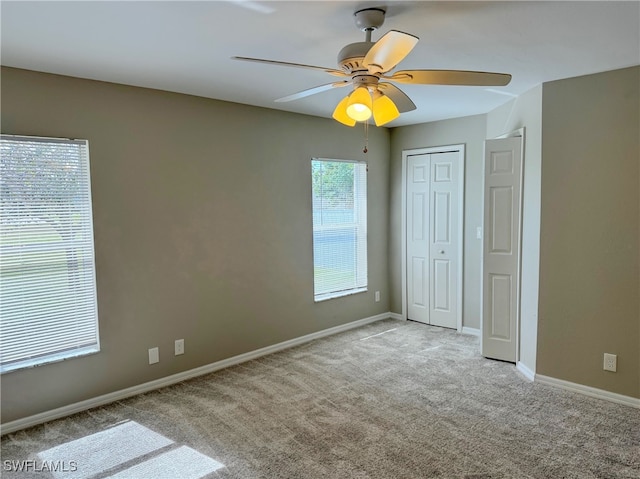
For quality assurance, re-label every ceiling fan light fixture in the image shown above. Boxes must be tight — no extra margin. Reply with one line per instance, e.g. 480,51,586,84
332,96,357,126
372,94,400,126
233,7,513,129
346,87,372,121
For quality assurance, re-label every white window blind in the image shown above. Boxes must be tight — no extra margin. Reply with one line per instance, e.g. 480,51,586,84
0,135,99,373
312,158,367,301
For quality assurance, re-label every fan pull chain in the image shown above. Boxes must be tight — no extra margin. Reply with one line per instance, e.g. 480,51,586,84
363,121,369,154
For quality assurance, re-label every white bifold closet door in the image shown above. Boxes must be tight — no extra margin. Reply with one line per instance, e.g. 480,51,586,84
406,151,460,329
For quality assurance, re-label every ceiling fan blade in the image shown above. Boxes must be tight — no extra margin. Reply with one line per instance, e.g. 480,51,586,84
377,83,416,113
232,56,348,77
275,81,351,103
387,70,512,86
363,30,419,75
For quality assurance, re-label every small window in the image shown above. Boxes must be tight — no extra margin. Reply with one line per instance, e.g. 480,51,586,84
311,158,367,301
0,135,100,373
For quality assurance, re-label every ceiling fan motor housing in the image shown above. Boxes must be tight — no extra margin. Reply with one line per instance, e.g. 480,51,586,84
338,8,386,74
338,42,373,73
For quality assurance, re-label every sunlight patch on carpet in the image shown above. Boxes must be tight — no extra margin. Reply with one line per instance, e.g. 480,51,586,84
36,420,225,479
358,328,397,341
38,421,173,479
106,445,225,479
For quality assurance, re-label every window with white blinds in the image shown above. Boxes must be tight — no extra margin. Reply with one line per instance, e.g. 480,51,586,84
0,135,99,373
312,158,367,301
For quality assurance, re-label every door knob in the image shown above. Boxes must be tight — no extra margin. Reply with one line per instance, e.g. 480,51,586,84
439,250,445,254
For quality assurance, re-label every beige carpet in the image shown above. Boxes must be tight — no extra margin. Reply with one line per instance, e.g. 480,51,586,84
2,318,639,478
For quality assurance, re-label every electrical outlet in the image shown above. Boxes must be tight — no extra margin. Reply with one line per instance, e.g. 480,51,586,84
148,347,159,365
603,353,617,372
375,291,380,302
175,339,185,356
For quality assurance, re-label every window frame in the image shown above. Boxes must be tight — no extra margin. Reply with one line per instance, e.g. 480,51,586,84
0,134,100,373
311,157,368,302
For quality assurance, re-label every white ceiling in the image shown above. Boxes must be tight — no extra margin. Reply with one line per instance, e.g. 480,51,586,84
1,1,639,127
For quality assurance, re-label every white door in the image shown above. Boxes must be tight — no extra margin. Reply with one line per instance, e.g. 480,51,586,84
481,137,523,362
406,151,460,329
406,154,430,323
429,152,460,329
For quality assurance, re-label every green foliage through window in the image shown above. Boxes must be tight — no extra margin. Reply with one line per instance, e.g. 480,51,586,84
311,158,367,301
0,135,99,373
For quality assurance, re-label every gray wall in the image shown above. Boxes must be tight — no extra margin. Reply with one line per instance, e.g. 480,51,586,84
3,64,638,425
537,66,639,398
486,85,542,374
389,115,487,329
0,67,391,423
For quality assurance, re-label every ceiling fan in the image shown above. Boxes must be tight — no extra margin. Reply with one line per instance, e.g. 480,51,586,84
233,7,512,127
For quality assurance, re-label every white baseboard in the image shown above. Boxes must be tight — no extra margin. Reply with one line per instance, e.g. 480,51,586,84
389,312,403,321
516,361,535,381
1,313,391,435
461,327,480,336
535,374,640,409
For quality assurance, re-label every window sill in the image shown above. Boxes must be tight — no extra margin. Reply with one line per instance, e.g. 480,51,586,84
314,287,368,303
1,346,100,374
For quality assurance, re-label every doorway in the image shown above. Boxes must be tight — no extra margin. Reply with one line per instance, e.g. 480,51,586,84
401,146,465,330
